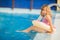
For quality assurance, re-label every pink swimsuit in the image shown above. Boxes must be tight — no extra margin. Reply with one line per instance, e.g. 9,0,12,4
41,16,56,29
41,17,50,26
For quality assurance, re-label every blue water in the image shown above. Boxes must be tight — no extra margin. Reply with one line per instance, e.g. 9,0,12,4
0,11,56,40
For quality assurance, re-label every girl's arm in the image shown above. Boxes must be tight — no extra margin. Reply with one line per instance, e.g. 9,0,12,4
46,15,53,33
37,16,42,21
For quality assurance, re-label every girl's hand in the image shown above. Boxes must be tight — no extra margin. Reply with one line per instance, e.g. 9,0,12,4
45,31,53,34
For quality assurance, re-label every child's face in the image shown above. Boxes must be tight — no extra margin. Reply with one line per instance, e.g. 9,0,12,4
41,7,47,16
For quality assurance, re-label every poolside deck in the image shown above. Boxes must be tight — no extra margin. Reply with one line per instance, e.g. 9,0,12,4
51,13,60,40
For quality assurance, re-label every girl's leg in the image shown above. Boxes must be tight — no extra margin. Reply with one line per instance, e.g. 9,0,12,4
21,26,36,33
32,26,45,33
21,26,45,33
16,26,45,33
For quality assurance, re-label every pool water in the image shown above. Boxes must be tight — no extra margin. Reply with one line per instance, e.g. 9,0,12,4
0,11,56,40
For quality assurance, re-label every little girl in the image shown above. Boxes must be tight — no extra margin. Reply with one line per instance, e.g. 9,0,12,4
19,5,56,33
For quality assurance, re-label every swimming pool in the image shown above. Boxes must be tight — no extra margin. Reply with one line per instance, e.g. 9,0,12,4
0,8,56,40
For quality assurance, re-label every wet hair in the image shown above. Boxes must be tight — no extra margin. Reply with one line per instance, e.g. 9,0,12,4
41,4,48,10
40,4,52,17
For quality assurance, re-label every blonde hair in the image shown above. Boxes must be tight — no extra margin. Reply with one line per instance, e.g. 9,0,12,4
41,5,52,17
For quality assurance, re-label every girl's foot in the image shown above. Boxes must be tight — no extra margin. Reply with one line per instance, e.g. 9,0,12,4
16,30,29,33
